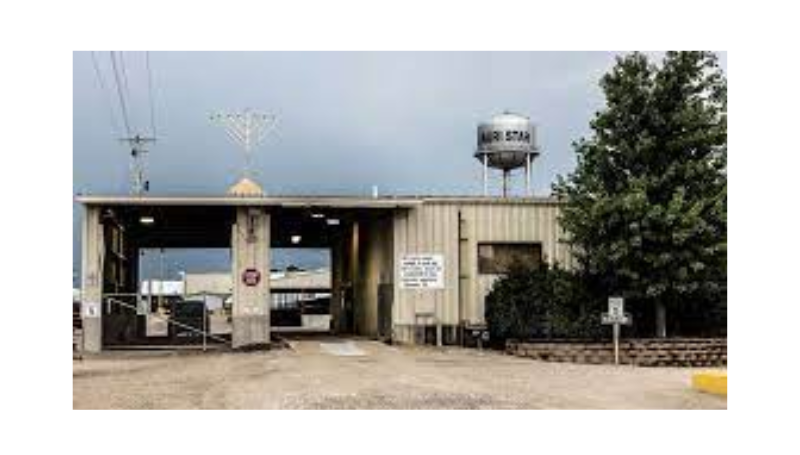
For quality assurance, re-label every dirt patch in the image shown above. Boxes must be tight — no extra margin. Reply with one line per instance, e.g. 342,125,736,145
73,338,727,409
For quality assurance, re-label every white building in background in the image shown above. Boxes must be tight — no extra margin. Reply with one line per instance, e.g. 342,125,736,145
140,280,184,297
183,269,331,311
183,269,331,294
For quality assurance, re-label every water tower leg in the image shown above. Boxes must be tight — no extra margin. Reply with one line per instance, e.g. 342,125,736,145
525,153,532,196
482,154,488,196
502,170,509,197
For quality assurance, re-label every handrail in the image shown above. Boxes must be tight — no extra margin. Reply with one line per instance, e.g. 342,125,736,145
103,296,229,346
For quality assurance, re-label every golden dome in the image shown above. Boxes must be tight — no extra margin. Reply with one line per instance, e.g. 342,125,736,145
227,177,265,197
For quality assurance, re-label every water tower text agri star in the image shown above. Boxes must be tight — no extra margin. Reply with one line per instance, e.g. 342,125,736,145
475,112,539,197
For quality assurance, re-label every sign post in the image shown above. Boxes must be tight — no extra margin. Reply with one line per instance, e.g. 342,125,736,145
601,297,632,365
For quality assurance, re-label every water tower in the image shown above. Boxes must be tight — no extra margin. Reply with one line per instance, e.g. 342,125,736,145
475,112,539,197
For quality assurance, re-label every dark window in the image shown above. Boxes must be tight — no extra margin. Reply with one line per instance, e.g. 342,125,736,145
477,242,542,274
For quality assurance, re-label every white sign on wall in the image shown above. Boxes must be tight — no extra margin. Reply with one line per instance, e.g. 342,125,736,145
400,254,445,289
82,301,100,318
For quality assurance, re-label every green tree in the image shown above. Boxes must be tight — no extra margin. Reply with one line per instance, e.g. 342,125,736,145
553,51,727,338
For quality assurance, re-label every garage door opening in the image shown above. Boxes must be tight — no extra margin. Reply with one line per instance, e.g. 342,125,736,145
271,208,395,338
82,201,403,351
271,248,332,332
102,248,233,348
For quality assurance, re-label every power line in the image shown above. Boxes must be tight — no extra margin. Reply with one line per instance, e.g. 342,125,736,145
89,51,121,137
145,51,158,138
105,51,158,195
109,51,133,137
118,51,135,127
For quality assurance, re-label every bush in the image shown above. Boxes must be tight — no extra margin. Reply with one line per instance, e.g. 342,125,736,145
485,262,606,343
485,262,727,343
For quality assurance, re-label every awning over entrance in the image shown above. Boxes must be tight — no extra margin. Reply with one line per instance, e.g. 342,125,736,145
76,195,417,249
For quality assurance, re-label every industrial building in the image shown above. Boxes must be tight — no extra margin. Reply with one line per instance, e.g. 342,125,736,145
76,112,574,351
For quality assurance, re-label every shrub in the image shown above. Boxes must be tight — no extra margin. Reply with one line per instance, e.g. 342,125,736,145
485,261,727,343
485,262,606,342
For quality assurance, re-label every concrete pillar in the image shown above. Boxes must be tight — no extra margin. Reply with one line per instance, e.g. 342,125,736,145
81,206,105,352
231,207,271,349
330,234,345,333
350,222,360,333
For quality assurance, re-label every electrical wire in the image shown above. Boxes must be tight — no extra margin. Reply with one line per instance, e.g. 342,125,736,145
145,51,158,138
118,51,136,131
89,51,122,138
109,51,133,138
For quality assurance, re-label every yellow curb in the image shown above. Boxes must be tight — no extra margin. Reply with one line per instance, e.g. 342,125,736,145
692,371,727,396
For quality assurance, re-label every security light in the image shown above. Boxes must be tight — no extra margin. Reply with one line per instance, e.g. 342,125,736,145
140,216,155,225
326,218,340,226
311,213,325,219
291,235,302,244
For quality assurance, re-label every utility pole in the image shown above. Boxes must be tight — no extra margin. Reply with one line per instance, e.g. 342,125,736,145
121,134,156,195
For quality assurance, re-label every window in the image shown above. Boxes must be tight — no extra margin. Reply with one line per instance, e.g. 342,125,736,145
477,242,542,274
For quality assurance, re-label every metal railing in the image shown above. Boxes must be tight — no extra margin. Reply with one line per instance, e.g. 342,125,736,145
103,295,229,351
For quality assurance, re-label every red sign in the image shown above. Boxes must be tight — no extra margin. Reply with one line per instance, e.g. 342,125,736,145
242,268,261,286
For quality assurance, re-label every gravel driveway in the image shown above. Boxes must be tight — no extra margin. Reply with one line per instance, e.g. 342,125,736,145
73,337,726,409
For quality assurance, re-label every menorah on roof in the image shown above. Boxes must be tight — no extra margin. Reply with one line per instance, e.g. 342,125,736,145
210,109,277,181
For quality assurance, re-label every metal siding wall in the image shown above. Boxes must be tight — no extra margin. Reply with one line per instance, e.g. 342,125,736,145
444,207,458,325
392,200,570,343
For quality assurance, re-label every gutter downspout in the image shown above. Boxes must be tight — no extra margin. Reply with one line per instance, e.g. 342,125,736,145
457,209,464,346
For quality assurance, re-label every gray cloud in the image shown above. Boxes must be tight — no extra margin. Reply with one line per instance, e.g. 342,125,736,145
73,51,725,280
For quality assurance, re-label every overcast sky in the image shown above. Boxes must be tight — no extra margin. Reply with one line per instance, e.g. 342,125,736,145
73,51,726,281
